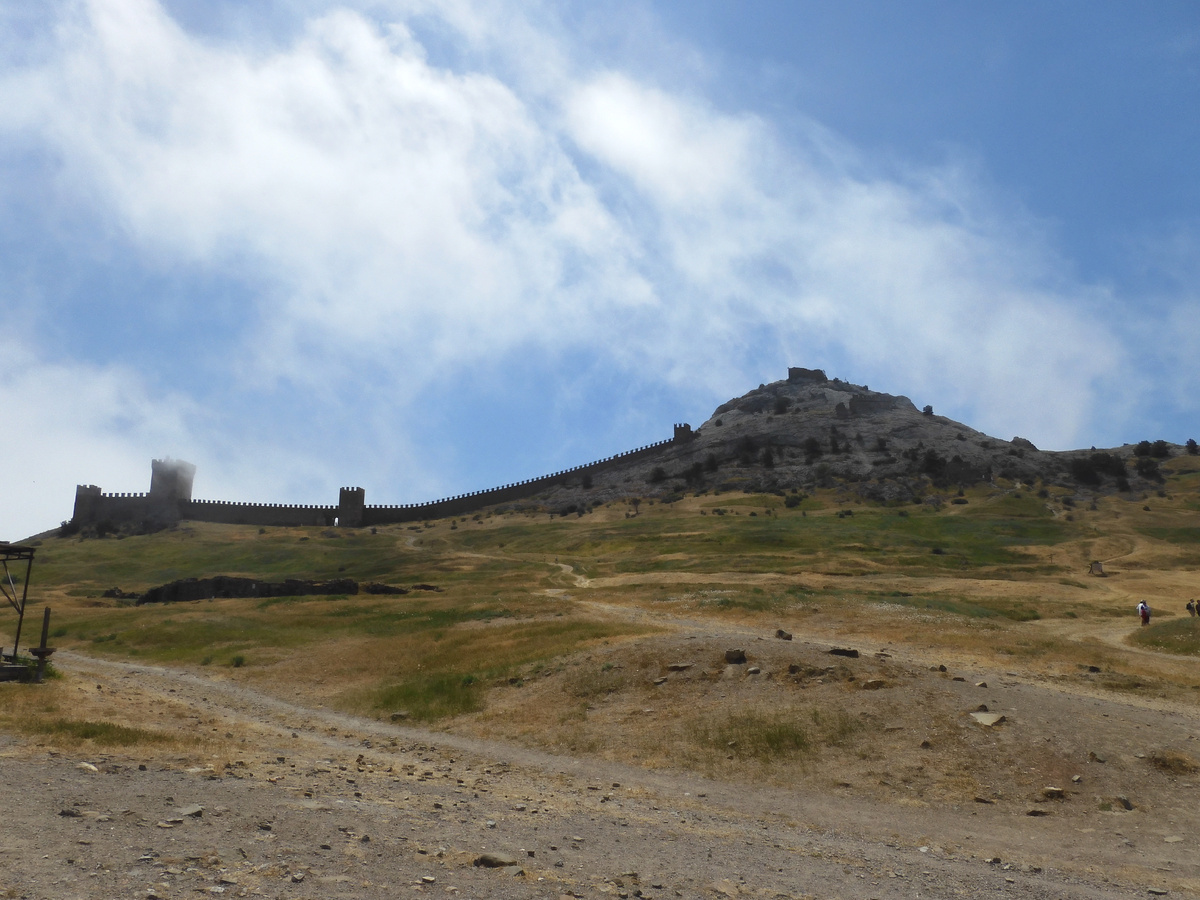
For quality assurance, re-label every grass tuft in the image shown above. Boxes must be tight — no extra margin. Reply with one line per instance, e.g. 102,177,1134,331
23,718,174,747
368,673,484,722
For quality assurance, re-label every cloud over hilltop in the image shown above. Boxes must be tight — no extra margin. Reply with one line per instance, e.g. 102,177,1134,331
0,0,1191,538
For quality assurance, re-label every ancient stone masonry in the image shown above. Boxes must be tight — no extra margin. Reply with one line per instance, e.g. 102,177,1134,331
70,429,690,529
787,367,828,384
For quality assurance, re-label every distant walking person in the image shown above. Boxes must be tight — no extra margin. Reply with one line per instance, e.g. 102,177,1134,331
1188,600,1196,617
1137,601,1151,627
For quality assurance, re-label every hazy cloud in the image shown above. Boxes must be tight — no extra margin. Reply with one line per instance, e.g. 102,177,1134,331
0,0,1183,537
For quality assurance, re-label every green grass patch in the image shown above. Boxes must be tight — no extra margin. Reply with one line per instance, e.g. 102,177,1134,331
46,596,531,665
692,706,860,762
368,673,484,722
1130,617,1200,655
352,618,652,722
876,593,1042,621
960,494,1053,518
20,718,175,747
1138,526,1200,545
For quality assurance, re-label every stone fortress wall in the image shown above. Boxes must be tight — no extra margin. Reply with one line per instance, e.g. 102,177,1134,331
72,424,696,530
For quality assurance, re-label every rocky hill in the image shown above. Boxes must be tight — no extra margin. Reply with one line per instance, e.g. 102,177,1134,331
534,367,1194,510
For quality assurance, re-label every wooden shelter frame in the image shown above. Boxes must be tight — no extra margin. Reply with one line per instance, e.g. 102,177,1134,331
1,543,35,660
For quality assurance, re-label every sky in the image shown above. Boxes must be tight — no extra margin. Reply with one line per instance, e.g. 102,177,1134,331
2,0,1198,540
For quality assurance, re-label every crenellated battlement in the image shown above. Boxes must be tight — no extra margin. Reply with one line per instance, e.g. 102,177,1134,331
70,425,691,529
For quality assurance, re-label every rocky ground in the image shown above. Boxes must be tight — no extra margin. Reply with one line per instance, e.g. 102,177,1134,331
4,626,1198,900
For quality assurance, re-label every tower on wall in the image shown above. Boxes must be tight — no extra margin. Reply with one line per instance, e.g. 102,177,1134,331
149,458,196,502
338,487,365,527
72,484,103,525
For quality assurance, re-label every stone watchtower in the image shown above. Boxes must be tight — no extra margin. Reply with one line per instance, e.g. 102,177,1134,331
149,458,196,502
148,458,196,522
338,487,365,527
72,484,104,525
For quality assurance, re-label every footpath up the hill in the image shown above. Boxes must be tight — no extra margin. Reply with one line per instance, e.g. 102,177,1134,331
3,638,1193,900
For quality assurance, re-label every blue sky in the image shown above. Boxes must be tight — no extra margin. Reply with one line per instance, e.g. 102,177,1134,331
2,0,1198,539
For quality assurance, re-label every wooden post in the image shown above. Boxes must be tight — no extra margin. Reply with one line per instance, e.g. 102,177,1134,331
31,607,55,684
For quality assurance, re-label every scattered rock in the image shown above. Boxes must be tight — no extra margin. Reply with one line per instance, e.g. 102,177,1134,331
76,762,98,773
724,649,747,664
176,804,204,818
1089,751,1106,764
829,647,859,659
951,676,966,682
775,629,792,640
474,852,520,868
1041,787,1064,800
58,808,81,817
746,666,761,675
652,677,668,685
1148,889,1168,896
861,679,887,690
975,681,988,688
501,865,525,876
1026,809,1049,817
975,704,989,712
1117,796,1134,810
667,663,693,671
970,712,1006,727
390,711,409,721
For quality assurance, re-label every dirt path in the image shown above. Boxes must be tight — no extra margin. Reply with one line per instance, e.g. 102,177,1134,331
4,643,1197,899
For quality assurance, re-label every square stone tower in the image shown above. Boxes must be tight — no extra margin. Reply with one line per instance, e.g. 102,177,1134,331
149,458,196,502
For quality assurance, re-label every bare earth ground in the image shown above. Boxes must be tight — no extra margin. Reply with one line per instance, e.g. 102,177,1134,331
5,606,1200,900
7,493,1200,899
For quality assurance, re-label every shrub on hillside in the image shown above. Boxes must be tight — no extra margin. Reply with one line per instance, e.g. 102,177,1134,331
1136,457,1162,480
920,449,946,477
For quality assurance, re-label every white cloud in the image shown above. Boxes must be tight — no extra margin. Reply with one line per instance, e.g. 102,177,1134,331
0,0,1179,542
0,336,195,539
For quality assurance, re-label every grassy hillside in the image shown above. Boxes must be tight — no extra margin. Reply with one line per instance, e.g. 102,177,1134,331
8,470,1200,738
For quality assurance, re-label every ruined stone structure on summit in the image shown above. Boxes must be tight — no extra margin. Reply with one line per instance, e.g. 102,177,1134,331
71,426,692,530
